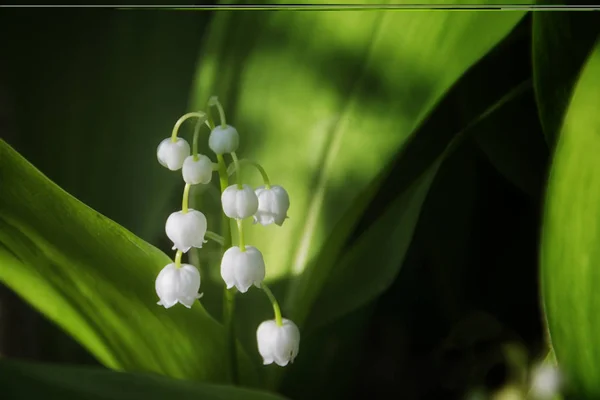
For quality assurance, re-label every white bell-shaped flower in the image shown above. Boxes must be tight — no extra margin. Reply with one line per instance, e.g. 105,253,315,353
208,124,239,155
221,184,259,219
256,318,300,367
182,155,213,185
530,364,562,400
220,245,265,293
155,263,202,309
254,185,290,226
165,209,207,253
157,137,190,171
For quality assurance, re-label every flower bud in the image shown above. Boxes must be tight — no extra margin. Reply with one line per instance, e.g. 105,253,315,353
157,137,190,171
220,245,265,293
155,263,202,309
221,184,259,219
530,364,562,400
182,155,213,185
208,125,239,154
256,318,300,367
254,185,290,226
165,209,207,253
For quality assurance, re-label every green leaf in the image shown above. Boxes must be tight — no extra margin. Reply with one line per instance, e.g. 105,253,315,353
540,40,600,397
0,359,285,400
304,15,536,328
191,3,531,333
0,10,210,242
0,140,257,385
307,77,534,330
532,8,600,147
474,84,549,198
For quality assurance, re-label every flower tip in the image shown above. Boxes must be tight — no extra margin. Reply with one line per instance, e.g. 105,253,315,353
238,285,250,294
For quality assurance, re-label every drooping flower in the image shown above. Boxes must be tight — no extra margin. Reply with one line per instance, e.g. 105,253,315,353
254,185,290,226
220,245,265,293
157,137,190,171
155,263,202,309
182,155,213,185
208,124,239,155
530,364,562,400
221,184,259,219
165,209,207,252
256,318,300,367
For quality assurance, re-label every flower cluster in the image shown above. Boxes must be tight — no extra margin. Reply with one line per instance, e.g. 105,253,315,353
154,97,299,367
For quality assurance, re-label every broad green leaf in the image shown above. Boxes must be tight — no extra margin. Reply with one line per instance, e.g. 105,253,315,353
540,40,600,397
191,3,531,334
0,140,257,385
532,8,600,147
0,359,285,400
0,10,209,242
307,77,534,330
474,84,549,198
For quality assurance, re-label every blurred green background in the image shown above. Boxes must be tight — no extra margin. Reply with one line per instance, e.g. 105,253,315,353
1,5,600,400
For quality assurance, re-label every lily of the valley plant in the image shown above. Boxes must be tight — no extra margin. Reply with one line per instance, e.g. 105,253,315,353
155,96,299,369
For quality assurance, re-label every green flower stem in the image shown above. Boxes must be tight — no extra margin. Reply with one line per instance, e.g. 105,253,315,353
191,117,210,161
205,230,225,246
226,158,271,189
261,283,283,327
205,99,216,129
174,250,183,268
182,183,191,213
231,152,243,189
170,111,206,142
209,96,227,128
216,152,238,385
236,219,246,251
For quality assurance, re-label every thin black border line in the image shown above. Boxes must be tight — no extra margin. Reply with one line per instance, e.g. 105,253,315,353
2,4,600,10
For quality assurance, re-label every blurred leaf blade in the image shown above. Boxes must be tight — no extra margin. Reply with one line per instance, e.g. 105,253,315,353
540,40,600,397
0,359,285,400
310,77,534,329
532,9,600,147
191,5,532,333
0,140,257,385
0,11,209,242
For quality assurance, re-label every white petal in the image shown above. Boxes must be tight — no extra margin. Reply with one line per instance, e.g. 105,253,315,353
530,364,562,399
165,210,207,252
157,138,190,171
182,155,213,185
208,125,239,155
230,246,265,293
256,318,300,367
222,185,259,219
220,246,241,289
273,319,300,366
155,263,180,307
257,320,279,362
178,264,201,300
281,319,301,362
271,186,290,226
155,263,201,309
221,186,239,219
262,357,274,365
254,185,290,226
